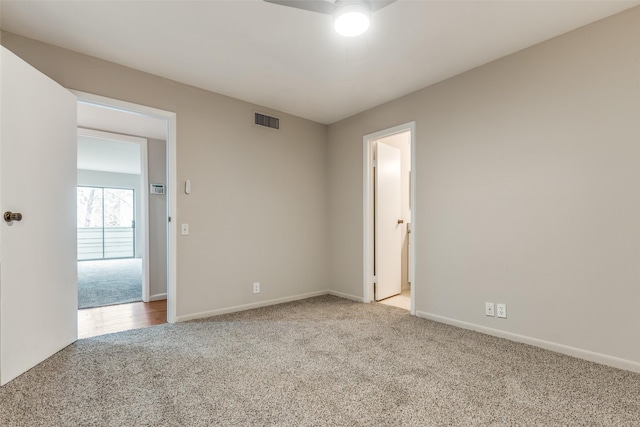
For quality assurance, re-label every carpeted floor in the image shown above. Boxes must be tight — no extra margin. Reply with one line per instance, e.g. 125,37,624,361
1,295,639,426
78,258,142,309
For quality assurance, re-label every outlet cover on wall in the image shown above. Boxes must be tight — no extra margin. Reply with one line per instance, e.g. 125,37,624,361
253,282,260,294
497,303,507,318
485,302,495,317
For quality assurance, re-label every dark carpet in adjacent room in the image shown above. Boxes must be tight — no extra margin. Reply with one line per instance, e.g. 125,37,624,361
77,258,142,309
1,295,639,426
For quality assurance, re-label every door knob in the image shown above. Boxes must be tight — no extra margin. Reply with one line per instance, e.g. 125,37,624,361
4,211,23,223
397,219,404,224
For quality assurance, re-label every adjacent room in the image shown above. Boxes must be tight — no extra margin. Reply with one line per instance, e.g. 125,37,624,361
1,1,639,425
77,131,143,309
75,103,170,338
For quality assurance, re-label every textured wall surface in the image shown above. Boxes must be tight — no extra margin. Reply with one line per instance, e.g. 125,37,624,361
2,31,328,318
328,8,640,365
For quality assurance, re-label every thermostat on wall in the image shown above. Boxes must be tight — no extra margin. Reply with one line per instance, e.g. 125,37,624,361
150,183,165,195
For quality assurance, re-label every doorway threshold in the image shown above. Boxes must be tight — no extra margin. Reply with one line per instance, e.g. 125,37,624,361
377,290,411,311
78,300,167,339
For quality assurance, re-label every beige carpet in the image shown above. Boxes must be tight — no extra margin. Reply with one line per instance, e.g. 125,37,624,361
1,295,638,426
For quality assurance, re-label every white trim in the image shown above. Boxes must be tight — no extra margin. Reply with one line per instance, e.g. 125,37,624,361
78,127,146,146
140,141,150,302
78,127,150,303
409,124,416,315
71,90,178,324
363,122,416,315
327,290,365,302
176,291,329,322
416,311,640,373
362,138,374,304
149,293,167,302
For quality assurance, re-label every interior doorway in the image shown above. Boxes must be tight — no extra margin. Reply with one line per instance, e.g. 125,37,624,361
77,128,148,311
364,122,416,314
73,91,177,337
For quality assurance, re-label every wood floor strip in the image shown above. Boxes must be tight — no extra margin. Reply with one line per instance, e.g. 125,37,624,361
78,300,167,339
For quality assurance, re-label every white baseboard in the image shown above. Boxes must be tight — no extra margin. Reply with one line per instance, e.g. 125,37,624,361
175,290,329,322
415,311,640,374
327,290,364,302
149,293,167,302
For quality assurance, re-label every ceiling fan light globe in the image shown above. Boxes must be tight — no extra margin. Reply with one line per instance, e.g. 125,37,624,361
334,4,371,37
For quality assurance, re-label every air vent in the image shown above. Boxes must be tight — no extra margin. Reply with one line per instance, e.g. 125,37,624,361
254,112,280,130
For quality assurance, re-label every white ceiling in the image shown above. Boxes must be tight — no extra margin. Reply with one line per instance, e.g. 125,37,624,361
77,103,165,174
2,0,639,124
78,134,142,175
78,102,167,141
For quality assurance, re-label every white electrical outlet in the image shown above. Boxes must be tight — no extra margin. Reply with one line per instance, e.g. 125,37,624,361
181,223,189,235
497,303,507,318
485,302,495,317
253,282,260,294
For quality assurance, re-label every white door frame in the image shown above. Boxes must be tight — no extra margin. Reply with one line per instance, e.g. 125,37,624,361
72,90,178,323
363,122,416,315
77,127,150,301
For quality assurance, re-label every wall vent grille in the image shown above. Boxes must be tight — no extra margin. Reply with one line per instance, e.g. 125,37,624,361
254,112,280,130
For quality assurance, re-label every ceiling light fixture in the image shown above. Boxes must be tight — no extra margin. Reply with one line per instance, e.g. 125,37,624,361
334,2,371,37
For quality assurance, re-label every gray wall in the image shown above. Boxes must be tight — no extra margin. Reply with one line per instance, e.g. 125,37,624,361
1,31,328,318
77,169,142,259
327,7,640,366
147,138,167,300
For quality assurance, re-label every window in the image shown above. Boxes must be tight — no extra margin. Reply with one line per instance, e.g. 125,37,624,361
77,186,135,260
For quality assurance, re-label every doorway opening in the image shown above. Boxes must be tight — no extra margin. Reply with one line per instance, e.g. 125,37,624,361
77,128,148,312
73,91,177,338
363,122,416,314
